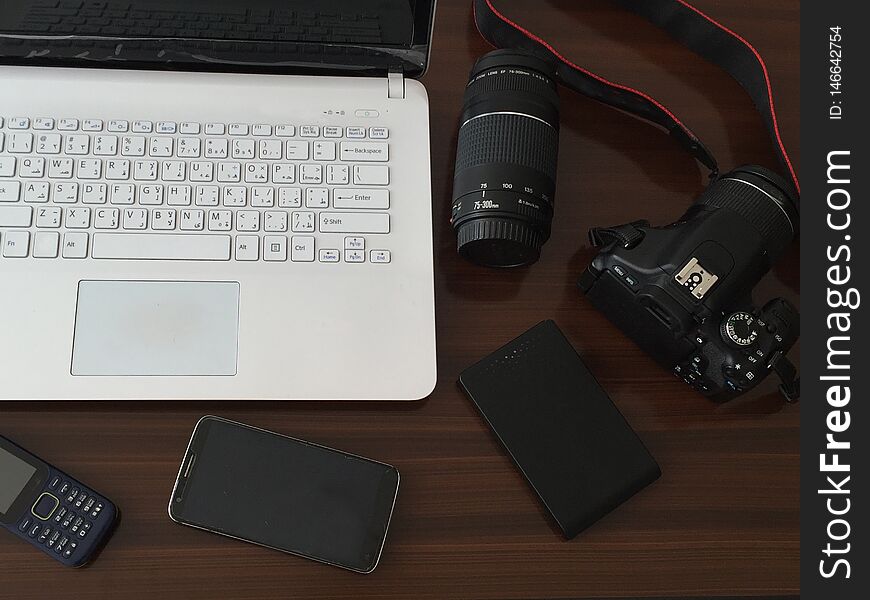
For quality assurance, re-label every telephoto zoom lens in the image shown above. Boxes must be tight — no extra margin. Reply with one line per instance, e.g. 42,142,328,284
451,50,560,267
696,165,799,262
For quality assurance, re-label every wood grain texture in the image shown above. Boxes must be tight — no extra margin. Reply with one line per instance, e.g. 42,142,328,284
0,0,800,597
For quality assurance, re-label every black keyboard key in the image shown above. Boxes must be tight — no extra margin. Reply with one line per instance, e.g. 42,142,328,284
49,476,61,489
74,492,87,508
66,487,80,503
19,517,32,532
83,497,96,513
61,511,75,529
91,502,103,518
28,523,42,538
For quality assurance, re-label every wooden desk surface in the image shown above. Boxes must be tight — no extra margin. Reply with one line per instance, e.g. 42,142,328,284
0,1,799,597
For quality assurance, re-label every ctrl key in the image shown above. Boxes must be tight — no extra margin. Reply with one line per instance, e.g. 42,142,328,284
290,236,314,262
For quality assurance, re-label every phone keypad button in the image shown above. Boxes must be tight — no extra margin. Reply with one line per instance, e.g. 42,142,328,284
18,516,32,532
47,530,61,548
58,481,71,496
28,523,41,538
66,487,80,504
74,492,87,508
37,526,51,544
54,536,69,554
70,516,84,534
91,502,103,518
63,540,78,559
53,506,68,524
83,497,96,513
49,476,61,489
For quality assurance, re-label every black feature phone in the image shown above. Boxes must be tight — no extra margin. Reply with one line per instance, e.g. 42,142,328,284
169,416,400,574
0,435,118,567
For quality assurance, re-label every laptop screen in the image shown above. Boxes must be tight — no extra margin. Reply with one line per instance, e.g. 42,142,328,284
0,0,436,77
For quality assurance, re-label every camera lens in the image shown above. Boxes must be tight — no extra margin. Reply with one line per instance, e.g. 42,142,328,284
451,50,560,267
695,165,799,261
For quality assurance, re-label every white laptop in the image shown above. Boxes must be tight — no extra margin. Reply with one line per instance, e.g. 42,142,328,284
0,0,437,401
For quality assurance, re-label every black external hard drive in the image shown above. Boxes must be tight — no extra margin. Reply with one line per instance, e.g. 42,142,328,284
459,320,661,539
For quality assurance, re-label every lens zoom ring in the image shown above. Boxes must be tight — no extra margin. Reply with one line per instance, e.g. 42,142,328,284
699,178,794,257
456,114,558,182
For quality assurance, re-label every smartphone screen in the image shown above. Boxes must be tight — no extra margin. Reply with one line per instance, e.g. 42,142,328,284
168,416,400,573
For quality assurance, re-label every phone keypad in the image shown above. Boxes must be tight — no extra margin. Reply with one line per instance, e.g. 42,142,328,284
18,478,109,562
65,487,80,504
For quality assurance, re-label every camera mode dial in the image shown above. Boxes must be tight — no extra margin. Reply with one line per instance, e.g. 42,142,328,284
721,312,759,347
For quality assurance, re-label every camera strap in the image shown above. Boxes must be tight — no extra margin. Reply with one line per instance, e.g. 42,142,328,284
472,0,800,198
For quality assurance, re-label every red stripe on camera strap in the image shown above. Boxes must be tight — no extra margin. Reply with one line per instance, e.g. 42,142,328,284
473,0,800,198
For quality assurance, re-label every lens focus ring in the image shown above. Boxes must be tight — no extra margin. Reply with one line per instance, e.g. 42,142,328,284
465,69,560,104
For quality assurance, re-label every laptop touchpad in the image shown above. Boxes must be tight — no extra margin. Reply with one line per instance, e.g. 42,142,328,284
72,281,240,376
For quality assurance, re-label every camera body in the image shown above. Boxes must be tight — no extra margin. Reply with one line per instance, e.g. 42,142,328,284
578,166,799,401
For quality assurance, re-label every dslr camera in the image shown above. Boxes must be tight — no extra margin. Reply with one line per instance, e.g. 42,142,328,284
451,50,800,401
577,166,800,401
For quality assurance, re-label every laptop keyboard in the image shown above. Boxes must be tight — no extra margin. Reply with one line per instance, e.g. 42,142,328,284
14,1,384,45
0,116,392,263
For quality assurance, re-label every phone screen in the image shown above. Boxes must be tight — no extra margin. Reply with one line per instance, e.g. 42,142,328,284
0,446,37,516
169,417,399,573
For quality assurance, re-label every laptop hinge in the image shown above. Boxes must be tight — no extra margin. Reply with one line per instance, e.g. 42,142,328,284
387,70,405,99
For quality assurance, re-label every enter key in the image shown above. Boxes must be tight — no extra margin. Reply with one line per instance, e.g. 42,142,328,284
333,189,390,210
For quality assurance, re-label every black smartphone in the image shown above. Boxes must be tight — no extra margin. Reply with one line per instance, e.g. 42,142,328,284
168,416,400,574
0,435,118,567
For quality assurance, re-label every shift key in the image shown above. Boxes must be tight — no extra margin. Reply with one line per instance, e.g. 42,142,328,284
0,206,32,227
319,212,389,234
